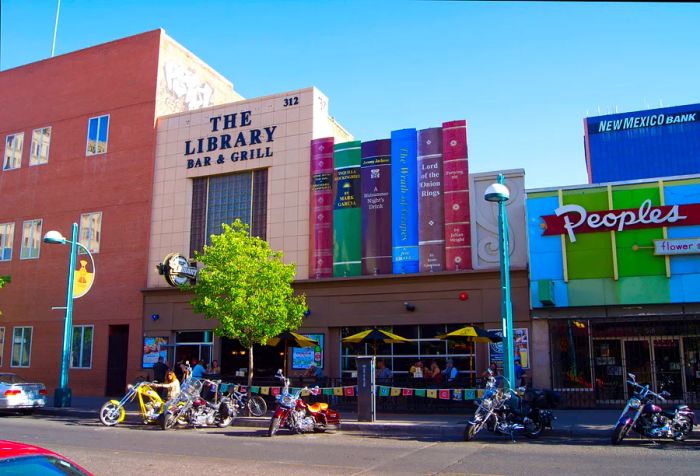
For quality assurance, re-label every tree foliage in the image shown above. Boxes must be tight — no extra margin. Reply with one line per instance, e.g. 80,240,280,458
190,220,306,385
0,275,9,316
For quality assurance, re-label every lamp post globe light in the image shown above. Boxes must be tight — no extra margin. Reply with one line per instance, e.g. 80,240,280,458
43,223,96,407
484,173,515,390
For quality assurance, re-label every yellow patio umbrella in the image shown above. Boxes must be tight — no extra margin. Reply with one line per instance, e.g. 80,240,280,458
267,331,319,372
437,325,502,386
342,328,412,355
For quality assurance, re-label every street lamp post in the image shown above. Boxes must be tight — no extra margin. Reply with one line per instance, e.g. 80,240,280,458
484,173,514,389
43,223,95,407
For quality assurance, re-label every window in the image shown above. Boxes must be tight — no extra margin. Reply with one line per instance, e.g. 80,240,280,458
0,327,4,367
86,115,110,156
0,222,14,261
29,127,51,165
20,219,42,260
71,325,93,368
3,133,24,170
190,169,268,255
11,327,32,367
79,212,102,253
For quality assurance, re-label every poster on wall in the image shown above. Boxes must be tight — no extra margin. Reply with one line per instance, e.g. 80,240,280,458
142,336,169,368
291,334,324,370
488,328,530,369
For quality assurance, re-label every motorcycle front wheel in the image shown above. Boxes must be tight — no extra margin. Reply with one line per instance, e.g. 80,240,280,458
268,416,281,437
99,401,125,427
464,420,484,441
248,396,268,417
611,421,631,445
160,411,178,430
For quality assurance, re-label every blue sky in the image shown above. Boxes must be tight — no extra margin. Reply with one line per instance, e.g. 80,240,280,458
2,1,698,189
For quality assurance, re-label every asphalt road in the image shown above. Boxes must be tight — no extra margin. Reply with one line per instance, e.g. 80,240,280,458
1,413,699,475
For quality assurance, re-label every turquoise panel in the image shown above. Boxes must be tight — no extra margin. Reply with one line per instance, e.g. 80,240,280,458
666,225,700,275
617,276,670,304
664,183,700,278
531,279,569,308
664,182,700,206
670,274,700,303
526,196,563,281
567,278,619,306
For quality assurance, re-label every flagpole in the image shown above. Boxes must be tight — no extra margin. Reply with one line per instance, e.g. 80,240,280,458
51,0,61,57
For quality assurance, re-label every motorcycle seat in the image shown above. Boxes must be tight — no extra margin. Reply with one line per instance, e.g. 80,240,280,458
307,402,329,413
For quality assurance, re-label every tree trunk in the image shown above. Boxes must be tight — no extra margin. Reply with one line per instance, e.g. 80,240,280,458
247,345,254,416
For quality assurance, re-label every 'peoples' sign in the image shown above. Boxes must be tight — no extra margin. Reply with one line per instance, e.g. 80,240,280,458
542,199,700,242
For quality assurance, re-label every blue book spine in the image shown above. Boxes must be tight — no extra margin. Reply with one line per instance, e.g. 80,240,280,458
391,128,419,273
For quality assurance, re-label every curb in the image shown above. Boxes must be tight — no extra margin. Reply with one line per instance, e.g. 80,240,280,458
35,407,610,438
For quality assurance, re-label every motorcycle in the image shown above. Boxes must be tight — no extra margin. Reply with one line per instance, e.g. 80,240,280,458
464,370,557,441
611,373,695,445
160,377,235,430
99,379,163,426
267,370,341,437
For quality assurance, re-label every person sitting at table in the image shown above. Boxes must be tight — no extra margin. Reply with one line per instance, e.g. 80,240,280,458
375,359,393,382
302,364,324,384
409,360,425,379
428,360,443,387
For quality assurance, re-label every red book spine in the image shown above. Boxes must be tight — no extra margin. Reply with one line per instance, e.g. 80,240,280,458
442,120,472,270
309,137,334,278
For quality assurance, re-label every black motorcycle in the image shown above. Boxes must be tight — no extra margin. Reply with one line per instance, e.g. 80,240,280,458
611,373,695,445
160,378,234,430
464,372,559,441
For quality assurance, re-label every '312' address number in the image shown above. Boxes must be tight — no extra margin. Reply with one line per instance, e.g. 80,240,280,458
283,96,299,107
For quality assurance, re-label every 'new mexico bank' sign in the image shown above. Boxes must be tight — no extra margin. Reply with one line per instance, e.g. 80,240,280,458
184,110,277,169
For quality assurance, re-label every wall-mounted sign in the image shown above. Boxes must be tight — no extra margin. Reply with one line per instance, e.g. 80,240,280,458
589,110,699,135
143,336,169,368
157,253,197,287
654,238,700,255
292,333,324,370
542,199,700,243
183,110,277,169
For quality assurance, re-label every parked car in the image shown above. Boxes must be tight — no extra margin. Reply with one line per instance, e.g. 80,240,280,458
0,373,48,414
0,439,93,475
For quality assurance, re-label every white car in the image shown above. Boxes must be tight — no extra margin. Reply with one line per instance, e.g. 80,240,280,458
0,373,47,414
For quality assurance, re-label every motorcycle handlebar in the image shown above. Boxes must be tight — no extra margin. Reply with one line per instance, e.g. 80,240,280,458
627,380,666,401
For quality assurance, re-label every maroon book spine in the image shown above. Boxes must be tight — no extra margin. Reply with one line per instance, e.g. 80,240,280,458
442,120,472,270
361,139,392,275
309,137,334,278
417,127,445,272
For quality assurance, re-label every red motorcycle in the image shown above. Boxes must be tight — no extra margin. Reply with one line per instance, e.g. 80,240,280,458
267,371,341,436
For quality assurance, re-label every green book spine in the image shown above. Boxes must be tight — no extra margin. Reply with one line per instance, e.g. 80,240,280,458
333,141,363,277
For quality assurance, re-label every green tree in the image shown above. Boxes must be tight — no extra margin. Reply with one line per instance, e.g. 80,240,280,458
190,220,306,391
0,276,10,316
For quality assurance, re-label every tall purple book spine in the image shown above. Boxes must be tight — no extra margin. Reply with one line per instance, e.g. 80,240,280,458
417,127,445,272
309,137,334,278
442,120,472,270
361,139,392,275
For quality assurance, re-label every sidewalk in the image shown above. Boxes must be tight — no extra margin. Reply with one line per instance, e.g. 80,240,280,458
36,396,621,438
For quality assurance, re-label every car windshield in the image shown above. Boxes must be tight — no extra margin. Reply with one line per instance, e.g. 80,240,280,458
0,374,27,384
0,455,90,475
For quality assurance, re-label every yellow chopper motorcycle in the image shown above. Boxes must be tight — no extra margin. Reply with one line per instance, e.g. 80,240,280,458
99,380,164,426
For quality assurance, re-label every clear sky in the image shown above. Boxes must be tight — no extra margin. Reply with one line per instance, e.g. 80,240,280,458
1,1,698,189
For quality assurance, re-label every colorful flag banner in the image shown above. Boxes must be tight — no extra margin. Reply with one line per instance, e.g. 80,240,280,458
260,387,270,395
414,389,426,397
271,387,281,396
250,386,258,394
477,389,485,398
301,389,311,396
464,389,476,400
311,387,321,396
427,389,438,399
379,386,390,397
323,388,333,396
333,387,344,396
344,386,356,397
439,389,450,400
390,387,402,397
402,388,414,397
452,389,463,401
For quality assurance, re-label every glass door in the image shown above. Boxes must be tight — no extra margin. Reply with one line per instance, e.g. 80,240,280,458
623,339,652,395
593,339,624,402
683,337,700,404
652,338,683,399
